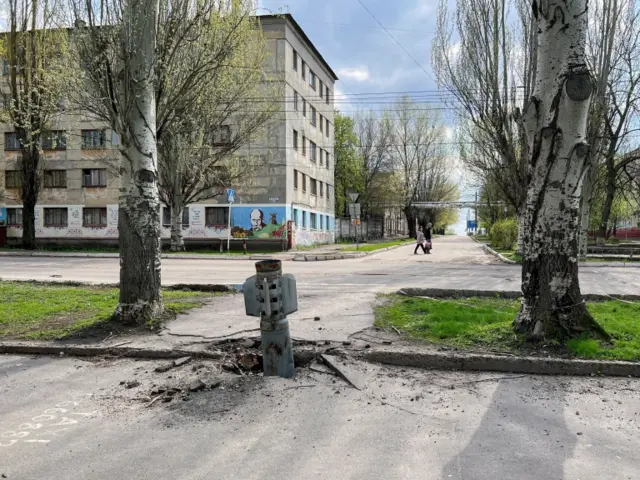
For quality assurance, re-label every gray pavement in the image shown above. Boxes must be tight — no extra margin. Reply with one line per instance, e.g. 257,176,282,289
1,354,638,480
3,236,638,346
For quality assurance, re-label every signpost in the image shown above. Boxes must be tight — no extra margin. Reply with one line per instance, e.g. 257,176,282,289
347,191,361,250
226,188,235,251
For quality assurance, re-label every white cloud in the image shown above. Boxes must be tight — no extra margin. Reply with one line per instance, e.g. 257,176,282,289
336,66,371,82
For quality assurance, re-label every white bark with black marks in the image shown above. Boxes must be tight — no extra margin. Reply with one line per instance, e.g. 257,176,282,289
515,0,609,341
114,0,163,324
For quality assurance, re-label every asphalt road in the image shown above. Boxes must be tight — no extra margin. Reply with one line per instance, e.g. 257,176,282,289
0,236,638,294
1,354,638,480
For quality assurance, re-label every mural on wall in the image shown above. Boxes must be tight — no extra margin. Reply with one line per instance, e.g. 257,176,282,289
230,206,287,239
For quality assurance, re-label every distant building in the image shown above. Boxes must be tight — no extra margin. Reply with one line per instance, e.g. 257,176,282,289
0,14,338,248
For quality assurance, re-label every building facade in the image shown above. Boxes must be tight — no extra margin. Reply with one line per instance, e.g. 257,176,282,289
0,14,338,248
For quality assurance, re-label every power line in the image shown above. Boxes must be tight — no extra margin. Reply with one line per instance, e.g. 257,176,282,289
354,0,437,85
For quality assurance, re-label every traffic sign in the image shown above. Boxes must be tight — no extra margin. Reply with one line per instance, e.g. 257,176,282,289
348,192,360,203
348,203,361,218
226,188,236,204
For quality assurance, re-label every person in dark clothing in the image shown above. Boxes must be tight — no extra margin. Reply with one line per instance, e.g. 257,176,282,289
414,227,427,254
424,222,433,254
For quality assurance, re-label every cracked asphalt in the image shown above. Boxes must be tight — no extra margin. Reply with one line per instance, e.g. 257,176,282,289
1,354,639,480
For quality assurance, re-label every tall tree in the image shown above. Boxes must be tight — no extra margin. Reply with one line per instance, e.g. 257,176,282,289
72,0,162,324
388,96,454,238
354,110,392,217
333,112,363,217
515,0,609,340
433,0,535,253
156,9,280,251
2,0,70,249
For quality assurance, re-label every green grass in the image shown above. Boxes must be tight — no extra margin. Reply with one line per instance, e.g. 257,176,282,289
0,281,216,340
375,295,640,362
342,239,413,252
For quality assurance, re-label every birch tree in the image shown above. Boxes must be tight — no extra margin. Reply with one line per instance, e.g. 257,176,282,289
515,0,609,340
71,0,162,324
156,9,280,251
433,0,535,252
1,0,70,249
334,112,363,217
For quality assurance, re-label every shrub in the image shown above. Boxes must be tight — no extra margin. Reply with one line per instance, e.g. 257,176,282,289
490,218,518,250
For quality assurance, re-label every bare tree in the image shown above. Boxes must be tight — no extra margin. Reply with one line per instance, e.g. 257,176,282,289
594,0,640,245
354,110,393,217
71,0,162,324
433,0,535,253
515,0,609,340
155,9,281,251
388,96,454,237
2,0,70,249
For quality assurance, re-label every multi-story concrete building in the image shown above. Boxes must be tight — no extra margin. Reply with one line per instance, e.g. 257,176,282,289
0,14,338,248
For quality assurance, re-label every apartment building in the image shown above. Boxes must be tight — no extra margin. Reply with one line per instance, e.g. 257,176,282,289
0,14,338,248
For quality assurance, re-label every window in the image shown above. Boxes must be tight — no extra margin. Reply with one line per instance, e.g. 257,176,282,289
302,61,306,80
44,208,68,227
326,183,331,199
311,106,317,126
5,170,21,189
294,91,299,111
293,49,298,71
7,208,22,226
82,130,106,149
83,208,107,227
302,174,307,193
2,59,8,75
205,207,228,226
213,125,231,145
5,132,20,151
82,169,107,187
44,170,67,188
326,118,330,137
162,207,189,227
320,115,323,133
309,70,316,90
293,208,299,225
310,178,317,196
293,129,298,150
319,80,324,98
319,181,324,197
303,99,307,117
310,212,317,229
326,152,331,170
302,136,306,156
293,169,298,189
320,149,324,166
301,210,307,228
42,131,66,150
326,86,330,104
310,141,317,162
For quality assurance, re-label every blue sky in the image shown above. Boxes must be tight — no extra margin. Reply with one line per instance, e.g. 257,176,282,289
258,0,473,234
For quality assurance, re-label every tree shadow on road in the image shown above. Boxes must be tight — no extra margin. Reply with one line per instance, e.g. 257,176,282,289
441,377,577,480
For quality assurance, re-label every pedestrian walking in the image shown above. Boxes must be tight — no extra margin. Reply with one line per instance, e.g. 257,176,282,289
414,227,427,254
424,222,433,254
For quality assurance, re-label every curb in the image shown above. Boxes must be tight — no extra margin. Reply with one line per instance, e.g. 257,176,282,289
0,343,227,360
0,278,242,292
363,349,640,378
398,287,640,302
0,242,411,263
481,244,518,264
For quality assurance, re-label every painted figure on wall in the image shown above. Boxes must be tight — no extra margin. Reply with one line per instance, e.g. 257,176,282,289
231,206,287,239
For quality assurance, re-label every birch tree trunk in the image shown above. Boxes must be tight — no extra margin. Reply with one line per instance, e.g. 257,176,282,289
514,0,609,341
515,212,525,256
170,204,185,252
20,148,40,250
114,0,163,324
